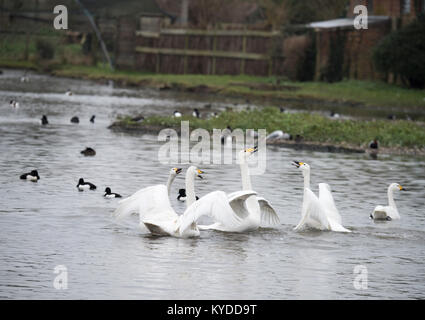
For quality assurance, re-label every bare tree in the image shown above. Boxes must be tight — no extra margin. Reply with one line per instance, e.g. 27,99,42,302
157,0,259,28
180,0,189,25
259,0,289,29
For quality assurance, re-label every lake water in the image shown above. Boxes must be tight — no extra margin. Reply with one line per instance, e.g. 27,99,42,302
0,69,424,299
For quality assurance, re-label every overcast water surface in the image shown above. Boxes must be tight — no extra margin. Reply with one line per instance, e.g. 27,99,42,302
0,69,424,299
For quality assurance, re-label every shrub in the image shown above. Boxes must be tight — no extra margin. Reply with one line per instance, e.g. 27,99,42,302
36,39,55,60
373,15,425,89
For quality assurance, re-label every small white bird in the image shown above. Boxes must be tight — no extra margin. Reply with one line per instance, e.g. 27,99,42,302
173,110,182,117
371,183,405,220
20,76,29,83
330,111,340,118
9,100,19,109
266,130,291,141
65,90,73,96
292,161,350,233
192,108,200,118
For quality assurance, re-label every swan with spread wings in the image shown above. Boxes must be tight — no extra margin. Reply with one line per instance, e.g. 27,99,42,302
114,166,256,238
292,161,350,233
199,147,280,232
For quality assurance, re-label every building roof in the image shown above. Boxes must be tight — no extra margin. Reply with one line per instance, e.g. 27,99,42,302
307,16,390,29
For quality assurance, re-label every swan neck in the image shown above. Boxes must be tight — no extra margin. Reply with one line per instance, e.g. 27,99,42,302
303,171,310,190
388,188,397,210
185,170,196,207
166,173,175,196
239,155,252,190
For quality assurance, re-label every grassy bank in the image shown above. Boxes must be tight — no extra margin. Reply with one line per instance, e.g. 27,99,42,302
48,65,425,110
1,60,423,110
112,107,425,150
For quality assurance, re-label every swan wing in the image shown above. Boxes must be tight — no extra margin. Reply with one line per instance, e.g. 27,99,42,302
113,185,176,221
318,183,342,225
294,189,329,231
227,190,259,219
179,190,256,235
139,185,178,223
257,197,280,227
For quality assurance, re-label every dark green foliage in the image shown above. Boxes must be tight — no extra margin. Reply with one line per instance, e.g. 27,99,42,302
321,29,346,83
296,31,316,81
373,15,425,89
35,39,55,60
286,0,348,24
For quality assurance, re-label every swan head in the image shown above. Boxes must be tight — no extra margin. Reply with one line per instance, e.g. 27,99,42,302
389,183,405,192
292,161,310,174
187,166,204,179
239,146,258,160
170,167,183,176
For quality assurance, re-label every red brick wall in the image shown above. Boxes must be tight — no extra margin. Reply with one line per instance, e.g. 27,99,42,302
344,20,391,80
315,19,391,81
349,0,422,18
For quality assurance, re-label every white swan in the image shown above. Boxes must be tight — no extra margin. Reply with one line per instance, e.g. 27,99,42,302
199,147,280,232
114,167,182,219
115,166,254,238
292,161,350,232
371,183,405,220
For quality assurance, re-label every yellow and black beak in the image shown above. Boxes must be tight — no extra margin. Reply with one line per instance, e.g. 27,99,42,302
174,168,182,174
245,146,258,154
292,160,303,168
399,185,406,191
197,169,204,179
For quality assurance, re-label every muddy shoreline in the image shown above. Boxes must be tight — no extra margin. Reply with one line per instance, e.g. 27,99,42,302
2,64,424,120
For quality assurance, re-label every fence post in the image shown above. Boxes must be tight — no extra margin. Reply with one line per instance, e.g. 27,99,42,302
314,30,321,81
268,58,273,77
212,34,217,75
183,33,188,74
240,34,246,75
156,51,160,73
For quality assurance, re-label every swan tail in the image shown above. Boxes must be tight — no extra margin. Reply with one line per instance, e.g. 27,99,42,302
328,218,351,233
113,197,140,219
198,223,222,231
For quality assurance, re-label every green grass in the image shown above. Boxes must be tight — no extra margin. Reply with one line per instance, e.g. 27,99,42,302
0,59,38,70
49,65,425,110
117,107,425,149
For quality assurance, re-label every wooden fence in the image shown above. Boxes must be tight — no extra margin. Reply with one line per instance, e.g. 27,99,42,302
132,27,287,76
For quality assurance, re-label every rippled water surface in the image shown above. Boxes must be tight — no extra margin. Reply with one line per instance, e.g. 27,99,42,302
0,69,424,299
